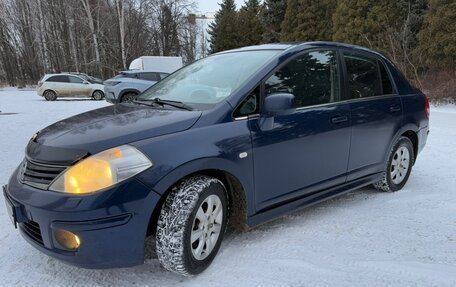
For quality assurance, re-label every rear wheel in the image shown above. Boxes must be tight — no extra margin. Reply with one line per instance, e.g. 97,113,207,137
373,136,415,192
92,90,104,100
156,176,228,276
44,90,57,101
121,93,137,103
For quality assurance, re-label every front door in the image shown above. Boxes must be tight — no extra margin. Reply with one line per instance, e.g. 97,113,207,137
250,50,352,211
68,75,91,97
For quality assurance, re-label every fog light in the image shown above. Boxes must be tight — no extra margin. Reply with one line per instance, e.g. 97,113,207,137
54,229,81,250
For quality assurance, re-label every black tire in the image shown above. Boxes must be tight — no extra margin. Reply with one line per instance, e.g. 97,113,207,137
156,176,228,276
373,136,415,192
44,90,57,101
121,93,137,103
92,90,104,100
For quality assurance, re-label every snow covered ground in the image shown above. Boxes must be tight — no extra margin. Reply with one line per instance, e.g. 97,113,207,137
0,90,455,287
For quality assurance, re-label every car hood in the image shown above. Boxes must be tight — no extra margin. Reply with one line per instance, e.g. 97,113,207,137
27,104,202,164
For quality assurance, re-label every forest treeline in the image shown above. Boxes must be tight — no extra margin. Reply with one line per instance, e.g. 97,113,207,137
0,0,202,85
0,0,454,101
208,0,455,101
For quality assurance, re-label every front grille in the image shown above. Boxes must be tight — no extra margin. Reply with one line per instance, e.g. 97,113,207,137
20,220,44,245
21,160,68,189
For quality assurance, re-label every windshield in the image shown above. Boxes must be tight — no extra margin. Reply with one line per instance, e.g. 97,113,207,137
138,50,280,109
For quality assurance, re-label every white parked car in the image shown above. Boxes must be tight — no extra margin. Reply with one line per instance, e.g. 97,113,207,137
37,73,105,101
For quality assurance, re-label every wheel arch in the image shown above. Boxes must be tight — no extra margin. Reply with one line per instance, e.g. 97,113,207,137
401,130,418,164
43,89,58,96
387,124,419,166
120,89,140,100
147,168,250,237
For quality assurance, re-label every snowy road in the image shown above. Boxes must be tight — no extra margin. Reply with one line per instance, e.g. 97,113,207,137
0,90,455,286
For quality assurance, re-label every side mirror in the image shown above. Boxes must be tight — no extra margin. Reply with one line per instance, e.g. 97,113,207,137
83,81,90,85
259,93,296,131
262,93,296,117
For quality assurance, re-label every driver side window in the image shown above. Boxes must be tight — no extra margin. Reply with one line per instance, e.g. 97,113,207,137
264,50,340,108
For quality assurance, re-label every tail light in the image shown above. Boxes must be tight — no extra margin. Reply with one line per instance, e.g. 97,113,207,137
425,97,430,119
38,81,43,88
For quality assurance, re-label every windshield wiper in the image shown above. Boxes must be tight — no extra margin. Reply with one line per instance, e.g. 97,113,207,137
133,99,158,107
152,98,194,111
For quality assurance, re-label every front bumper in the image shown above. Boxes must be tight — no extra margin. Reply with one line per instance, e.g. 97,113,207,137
104,86,119,104
4,167,160,269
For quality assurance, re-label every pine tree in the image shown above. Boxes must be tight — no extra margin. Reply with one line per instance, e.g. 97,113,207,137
281,0,336,42
207,0,240,53
332,0,400,52
416,0,456,68
238,0,265,47
261,0,287,43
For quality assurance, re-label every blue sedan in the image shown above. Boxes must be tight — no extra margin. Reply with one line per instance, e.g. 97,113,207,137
3,42,429,275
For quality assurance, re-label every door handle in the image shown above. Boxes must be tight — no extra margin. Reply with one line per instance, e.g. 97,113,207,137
389,106,401,112
331,115,348,124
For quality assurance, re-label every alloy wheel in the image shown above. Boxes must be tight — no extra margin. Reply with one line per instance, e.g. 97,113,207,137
190,194,223,261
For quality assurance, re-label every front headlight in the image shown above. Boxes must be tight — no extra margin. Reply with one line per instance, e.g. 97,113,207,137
49,145,152,195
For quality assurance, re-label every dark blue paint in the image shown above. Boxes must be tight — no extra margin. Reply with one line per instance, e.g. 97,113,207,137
4,42,429,269
251,103,352,211
346,95,404,181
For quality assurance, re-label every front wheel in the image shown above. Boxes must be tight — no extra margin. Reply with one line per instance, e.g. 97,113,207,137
373,136,415,192
156,176,228,275
121,93,137,103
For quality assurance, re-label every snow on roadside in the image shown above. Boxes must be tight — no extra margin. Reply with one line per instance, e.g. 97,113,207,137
0,91,455,287
431,103,456,114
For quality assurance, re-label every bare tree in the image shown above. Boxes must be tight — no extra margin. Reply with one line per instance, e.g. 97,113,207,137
80,0,102,75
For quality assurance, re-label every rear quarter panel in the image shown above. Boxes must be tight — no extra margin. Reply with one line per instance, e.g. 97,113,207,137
384,59,429,156
400,92,429,154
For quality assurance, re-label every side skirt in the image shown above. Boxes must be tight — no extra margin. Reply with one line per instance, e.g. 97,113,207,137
247,172,383,228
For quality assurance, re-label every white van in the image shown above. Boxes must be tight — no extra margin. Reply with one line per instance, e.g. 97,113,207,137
128,56,183,73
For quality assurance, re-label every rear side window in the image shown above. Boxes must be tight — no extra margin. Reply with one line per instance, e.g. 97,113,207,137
68,76,84,84
344,53,382,98
47,75,69,83
159,73,169,80
139,72,159,81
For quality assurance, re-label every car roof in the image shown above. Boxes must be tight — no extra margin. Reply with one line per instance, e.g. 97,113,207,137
44,73,84,77
217,41,387,59
118,71,168,74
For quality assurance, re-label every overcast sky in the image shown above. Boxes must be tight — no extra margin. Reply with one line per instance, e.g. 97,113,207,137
196,0,246,13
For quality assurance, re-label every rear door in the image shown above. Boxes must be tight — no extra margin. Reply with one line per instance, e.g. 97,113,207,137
342,51,403,181
249,49,352,211
47,75,71,96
